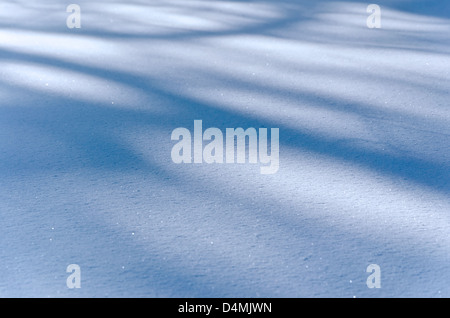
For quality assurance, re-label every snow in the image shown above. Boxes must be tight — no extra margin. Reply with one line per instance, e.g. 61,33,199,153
0,0,449,297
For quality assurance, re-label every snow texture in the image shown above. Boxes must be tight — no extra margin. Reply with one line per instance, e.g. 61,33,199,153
0,0,449,297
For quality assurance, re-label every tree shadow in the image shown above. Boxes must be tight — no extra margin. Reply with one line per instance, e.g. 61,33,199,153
1,0,449,297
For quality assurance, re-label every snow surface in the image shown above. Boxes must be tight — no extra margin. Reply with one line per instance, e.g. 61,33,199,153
0,0,449,297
